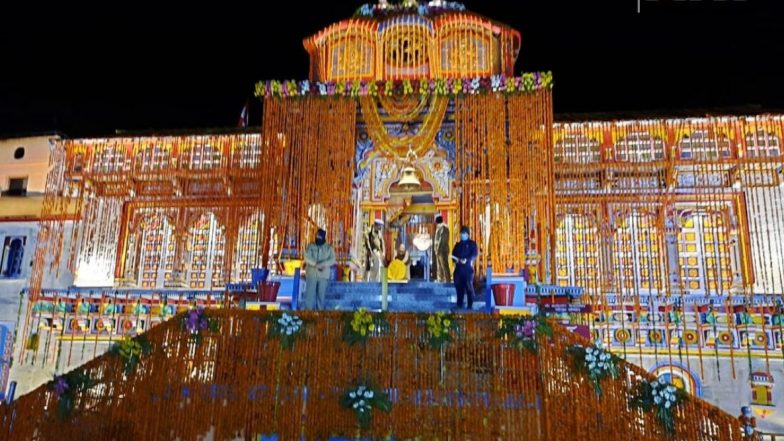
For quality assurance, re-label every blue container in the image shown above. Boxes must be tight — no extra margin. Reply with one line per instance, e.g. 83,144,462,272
251,268,270,285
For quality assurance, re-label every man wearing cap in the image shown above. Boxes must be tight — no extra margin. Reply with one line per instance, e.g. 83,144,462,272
303,228,336,310
433,215,451,282
451,226,478,310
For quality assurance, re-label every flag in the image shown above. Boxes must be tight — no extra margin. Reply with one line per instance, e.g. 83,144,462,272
238,101,249,128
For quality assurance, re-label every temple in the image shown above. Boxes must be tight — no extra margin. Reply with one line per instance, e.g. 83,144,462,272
1,0,783,435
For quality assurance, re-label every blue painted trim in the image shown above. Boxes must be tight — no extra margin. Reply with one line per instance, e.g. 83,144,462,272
485,265,493,312
291,268,301,311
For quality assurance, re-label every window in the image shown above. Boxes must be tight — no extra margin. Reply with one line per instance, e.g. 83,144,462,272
3,178,28,197
615,132,665,162
679,131,732,161
745,130,781,158
13,147,25,160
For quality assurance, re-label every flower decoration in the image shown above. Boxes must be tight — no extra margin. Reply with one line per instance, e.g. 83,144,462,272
268,312,307,350
109,335,153,375
48,370,94,419
496,314,552,352
425,312,458,349
343,308,388,345
340,382,392,429
629,376,688,435
254,74,553,100
567,344,621,396
354,1,466,18
181,308,219,344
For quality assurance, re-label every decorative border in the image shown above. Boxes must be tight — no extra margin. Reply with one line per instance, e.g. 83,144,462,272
254,73,554,99
354,1,467,18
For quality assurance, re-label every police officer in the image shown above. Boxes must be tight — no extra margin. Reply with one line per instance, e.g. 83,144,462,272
451,226,478,310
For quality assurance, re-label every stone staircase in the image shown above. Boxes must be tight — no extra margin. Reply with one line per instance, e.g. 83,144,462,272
323,280,487,312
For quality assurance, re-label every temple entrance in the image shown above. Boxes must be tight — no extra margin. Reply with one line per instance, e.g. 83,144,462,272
357,163,455,283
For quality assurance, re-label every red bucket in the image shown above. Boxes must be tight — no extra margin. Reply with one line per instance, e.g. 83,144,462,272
492,284,515,307
258,281,281,302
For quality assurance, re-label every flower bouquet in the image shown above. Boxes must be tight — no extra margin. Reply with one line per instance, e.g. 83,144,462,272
48,370,94,419
109,335,153,375
629,376,688,435
181,308,219,344
268,312,307,350
343,308,388,345
425,312,458,349
496,314,552,352
567,344,620,396
340,382,392,429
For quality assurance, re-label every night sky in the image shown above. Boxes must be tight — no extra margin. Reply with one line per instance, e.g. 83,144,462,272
1,1,782,138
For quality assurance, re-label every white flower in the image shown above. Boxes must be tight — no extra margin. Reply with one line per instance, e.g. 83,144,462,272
278,318,286,325
364,391,373,399
353,402,359,409
654,396,662,405
658,378,667,386
359,407,366,412
349,392,356,399
358,386,366,394
589,363,596,370
285,329,293,336
358,400,365,406
665,401,671,409
586,347,594,355
669,394,677,402
667,386,676,394
586,354,595,362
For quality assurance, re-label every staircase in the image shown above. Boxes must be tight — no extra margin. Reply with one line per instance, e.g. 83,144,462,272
323,280,487,312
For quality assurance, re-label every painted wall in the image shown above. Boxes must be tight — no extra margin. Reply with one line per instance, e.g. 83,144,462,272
0,135,56,196
634,354,784,433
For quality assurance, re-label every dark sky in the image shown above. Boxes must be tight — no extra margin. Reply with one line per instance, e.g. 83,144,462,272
1,0,782,137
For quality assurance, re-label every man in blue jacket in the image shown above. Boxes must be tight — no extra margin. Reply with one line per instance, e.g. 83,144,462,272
451,226,478,310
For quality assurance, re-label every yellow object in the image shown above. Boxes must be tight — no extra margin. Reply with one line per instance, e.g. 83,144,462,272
283,260,302,276
388,259,407,281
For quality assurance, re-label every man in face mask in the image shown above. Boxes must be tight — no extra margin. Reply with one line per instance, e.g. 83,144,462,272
451,225,478,310
303,228,336,310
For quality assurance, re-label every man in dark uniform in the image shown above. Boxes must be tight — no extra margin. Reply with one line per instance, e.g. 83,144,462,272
451,225,478,310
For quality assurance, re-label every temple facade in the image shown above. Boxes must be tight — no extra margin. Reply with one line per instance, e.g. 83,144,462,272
4,1,784,432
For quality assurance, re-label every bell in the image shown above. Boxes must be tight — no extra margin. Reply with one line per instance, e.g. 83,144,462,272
397,166,421,191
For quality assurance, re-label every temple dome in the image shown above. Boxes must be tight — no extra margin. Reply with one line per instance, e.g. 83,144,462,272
303,1,521,81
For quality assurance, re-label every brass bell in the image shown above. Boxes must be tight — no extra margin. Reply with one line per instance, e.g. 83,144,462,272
397,166,421,191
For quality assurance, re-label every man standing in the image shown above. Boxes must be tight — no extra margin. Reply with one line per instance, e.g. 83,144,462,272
365,220,386,282
451,226,478,310
433,215,451,282
303,228,335,310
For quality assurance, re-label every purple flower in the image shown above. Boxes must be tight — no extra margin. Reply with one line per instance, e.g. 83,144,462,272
515,321,536,339
53,376,69,397
199,318,209,330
